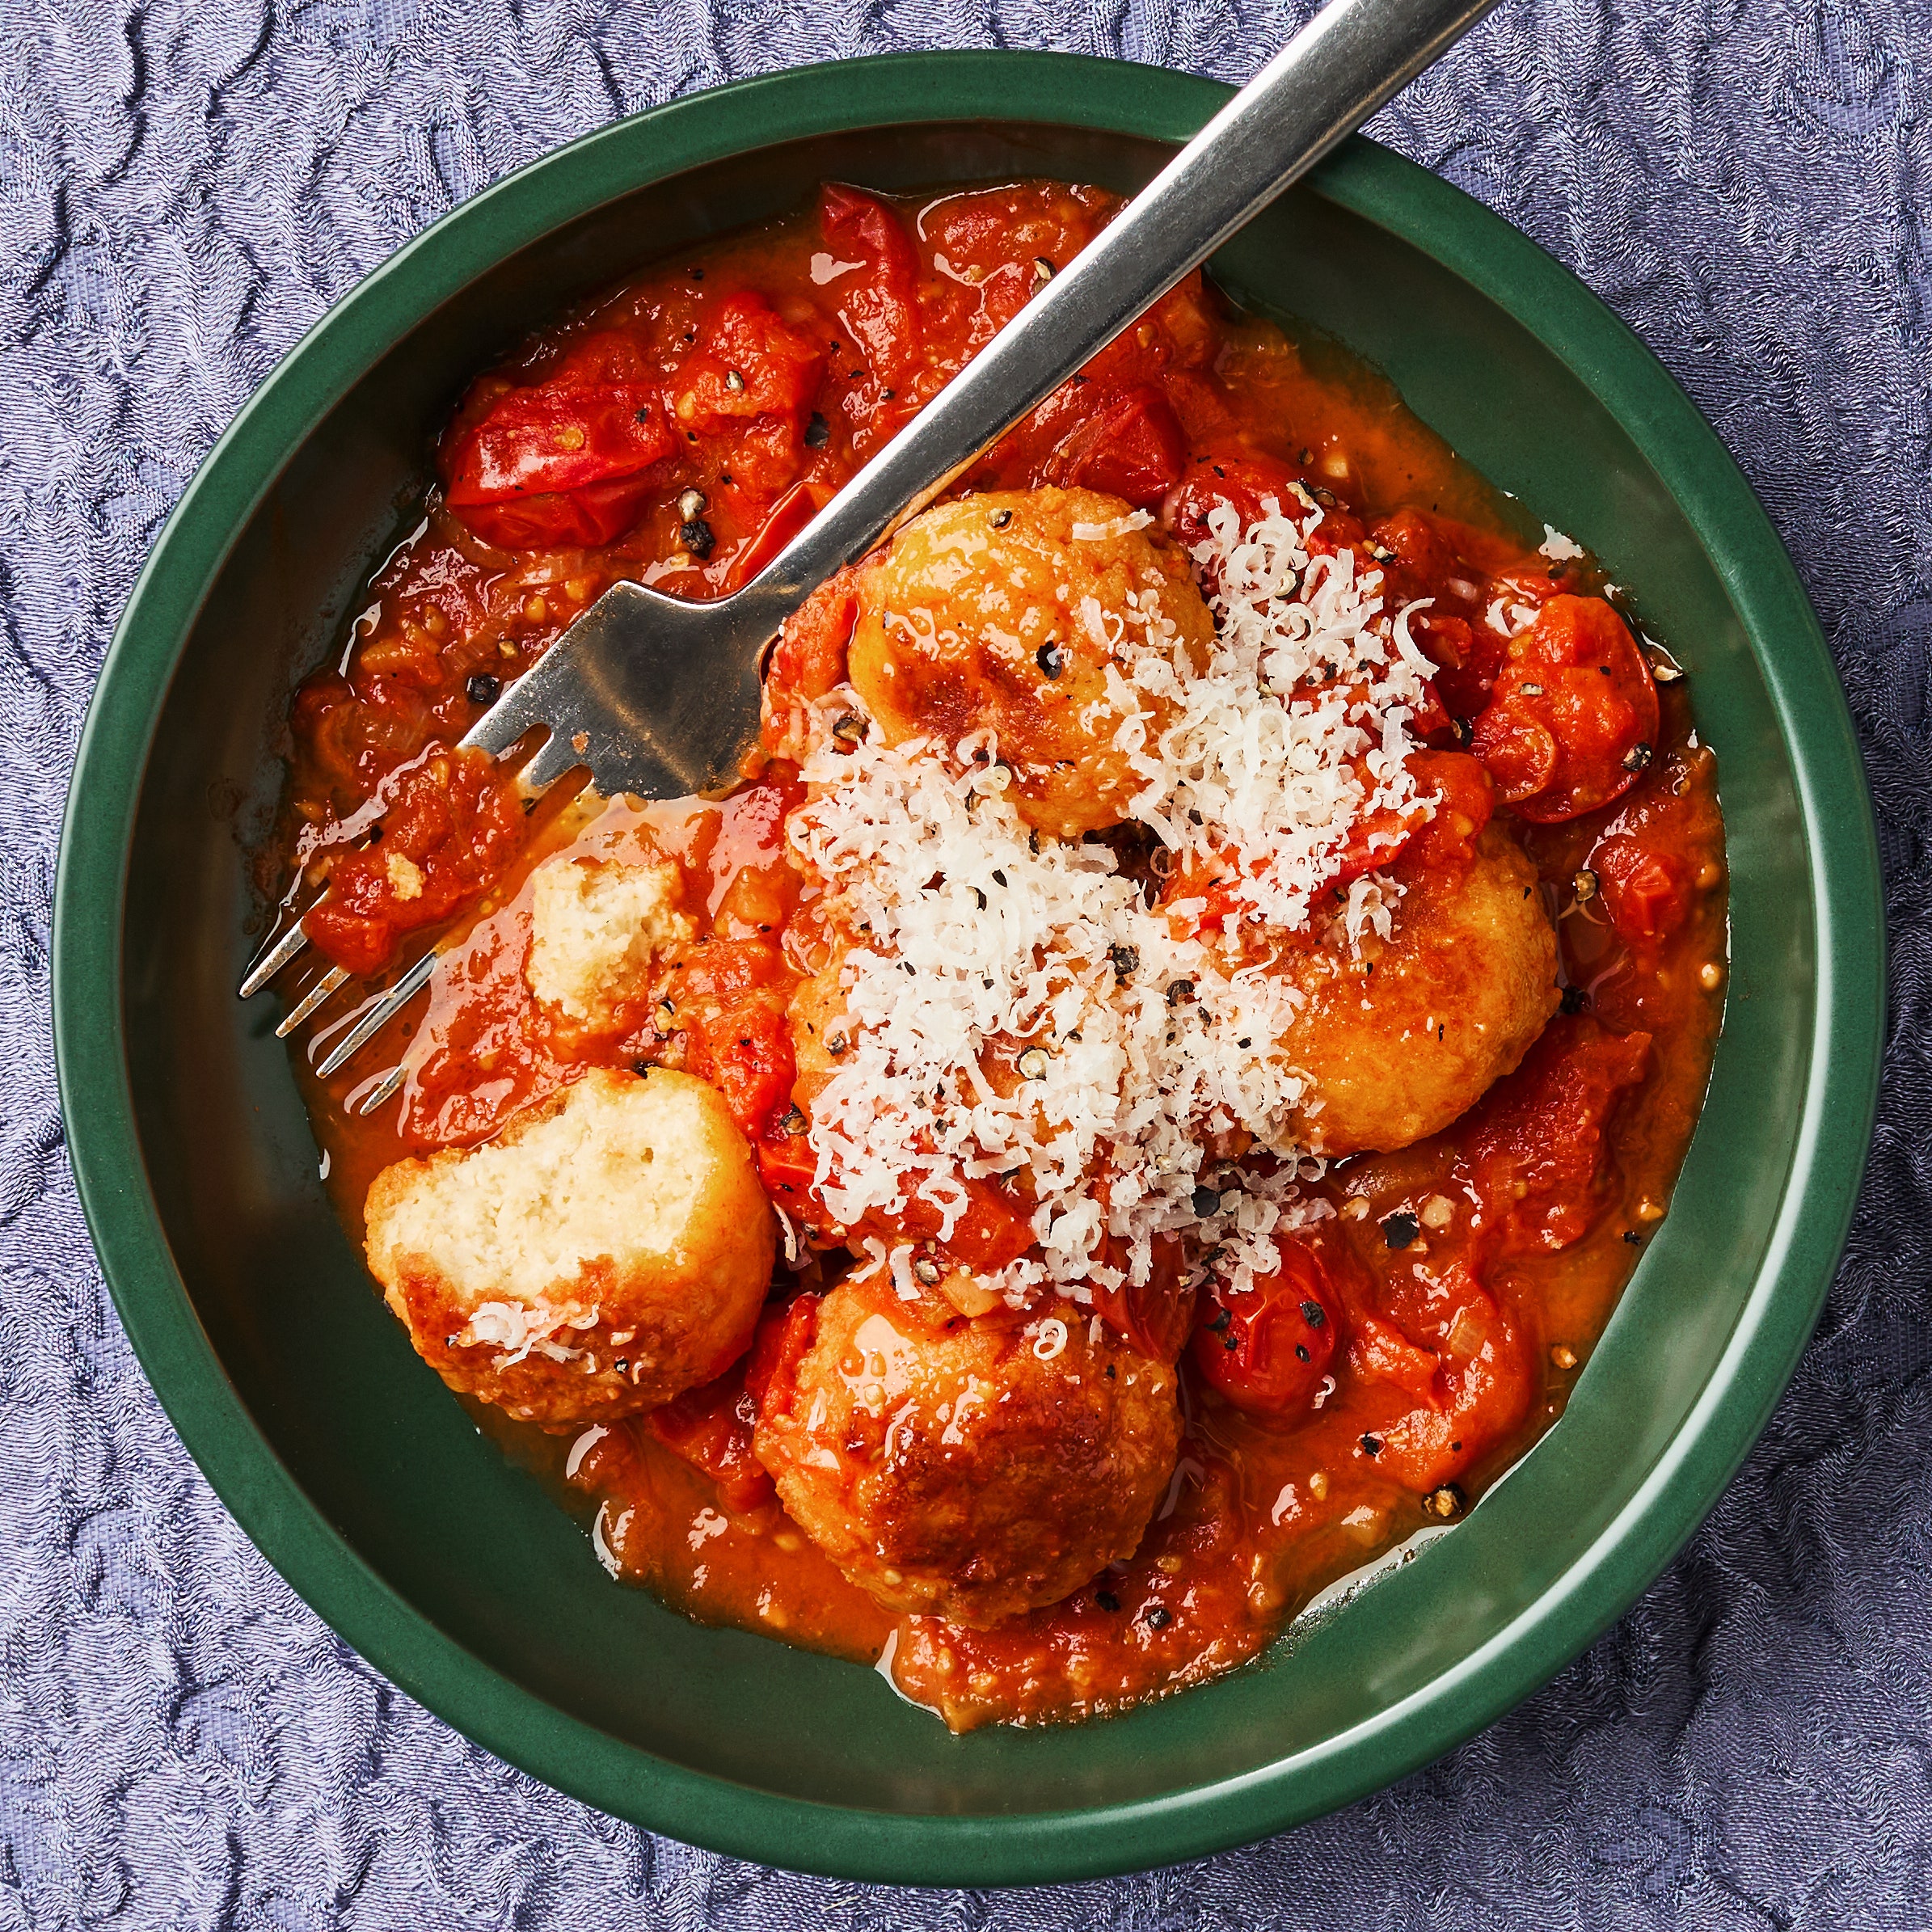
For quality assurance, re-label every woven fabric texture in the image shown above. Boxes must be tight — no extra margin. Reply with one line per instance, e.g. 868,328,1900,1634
2,0,1927,1924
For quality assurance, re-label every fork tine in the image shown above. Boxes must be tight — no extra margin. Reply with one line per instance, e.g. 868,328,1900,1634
517,726,588,795
241,913,314,998
352,1062,409,1117
314,950,439,1078
275,965,348,1037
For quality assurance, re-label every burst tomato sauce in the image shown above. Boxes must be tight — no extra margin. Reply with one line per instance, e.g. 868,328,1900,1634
275,179,1727,1730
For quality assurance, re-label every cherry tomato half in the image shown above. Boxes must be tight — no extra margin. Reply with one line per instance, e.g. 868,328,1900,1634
1192,1237,1343,1416
441,333,674,550
1090,1235,1196,1363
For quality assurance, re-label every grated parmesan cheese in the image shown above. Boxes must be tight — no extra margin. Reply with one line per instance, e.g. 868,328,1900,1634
783,498,1435,1306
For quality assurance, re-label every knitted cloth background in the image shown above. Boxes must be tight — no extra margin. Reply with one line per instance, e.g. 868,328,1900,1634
2,0,1927,1925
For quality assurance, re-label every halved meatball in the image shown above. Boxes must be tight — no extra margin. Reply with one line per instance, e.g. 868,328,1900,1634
1267,825,1560,1156
365,1068,774,1426
755,1272,1180,1626
847,486,1213,837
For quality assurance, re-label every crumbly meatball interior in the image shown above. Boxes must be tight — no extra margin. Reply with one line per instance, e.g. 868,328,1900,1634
847,487,1213,838
525,853,694,1027
754,1272,1180,1626
365,1068,774,1426
1269,825,1560,1156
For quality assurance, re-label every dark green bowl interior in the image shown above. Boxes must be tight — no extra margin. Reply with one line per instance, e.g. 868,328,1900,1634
55,55,1883,1885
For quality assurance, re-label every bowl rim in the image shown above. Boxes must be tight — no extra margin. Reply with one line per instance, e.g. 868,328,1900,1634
53,49,1884,1886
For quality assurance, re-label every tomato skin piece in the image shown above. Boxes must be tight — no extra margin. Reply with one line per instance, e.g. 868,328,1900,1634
755,1133,845,1242
1192,1238,1344,1417
818,183,922,390
1470,595,1660,823
768,561,862,702
1036,384,1187,508
727,479,825,592
1457,1013,1652,1254
648,1296,820,1512
750,1293,822,1428
743,1297,812,1411
452,474,656,550
444,381,671,505
1592,833,1694,951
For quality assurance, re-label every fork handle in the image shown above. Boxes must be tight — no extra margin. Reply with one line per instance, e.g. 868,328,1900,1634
742,0,1502,616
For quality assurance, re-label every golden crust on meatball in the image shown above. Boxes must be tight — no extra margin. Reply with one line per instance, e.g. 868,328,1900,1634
847,487,1213,838
365,1068,774,1426
1268,826,1560,1156
754,1272,1180,1626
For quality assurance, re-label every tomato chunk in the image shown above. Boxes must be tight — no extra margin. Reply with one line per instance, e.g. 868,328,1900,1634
1192,1237,1344,1417
755,1132,844,1242
1162,453,1297,584
664,939,798,1141
1592,833,1695,951
1036,384,1187,508
302,747,524,974
1342,748,1495,886
1470,595,1660,822
1369,1266,1533,1491
818,183,922,391
1458,1014,1651,1254
441,332,673,549
673,291,825,436
880,1175,1037,1274
644,1356,777,1515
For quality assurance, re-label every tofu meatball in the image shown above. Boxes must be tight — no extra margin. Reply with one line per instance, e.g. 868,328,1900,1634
847,486,1213,838
365,1068,774,1426
755,1272,1180,1626
1267,825,1560,1156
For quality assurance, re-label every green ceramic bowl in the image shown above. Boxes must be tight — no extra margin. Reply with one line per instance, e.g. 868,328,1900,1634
54,51,1883,1884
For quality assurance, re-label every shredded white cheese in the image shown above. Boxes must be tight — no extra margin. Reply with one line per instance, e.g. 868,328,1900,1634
784,498,1432,1305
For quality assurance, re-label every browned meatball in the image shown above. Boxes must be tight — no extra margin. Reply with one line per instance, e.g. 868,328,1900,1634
846,487,1213,838
755,1272,1180,1626
1266,825,1560,1156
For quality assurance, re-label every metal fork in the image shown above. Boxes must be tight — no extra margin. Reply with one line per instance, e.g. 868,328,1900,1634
243,0,1500,1096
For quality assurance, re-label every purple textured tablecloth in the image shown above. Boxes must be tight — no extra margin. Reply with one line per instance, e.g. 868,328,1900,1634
2,0,1926,1923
